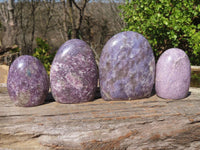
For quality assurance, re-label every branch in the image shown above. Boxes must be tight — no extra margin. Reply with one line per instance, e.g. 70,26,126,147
61,0,70,17
82,0,89,10
77,0,89,32
71,0,81,11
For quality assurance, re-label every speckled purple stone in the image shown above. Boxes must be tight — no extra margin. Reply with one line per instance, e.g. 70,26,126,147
155,48,191,99
99,31,155,100
50,39,98,104
7,55,49,107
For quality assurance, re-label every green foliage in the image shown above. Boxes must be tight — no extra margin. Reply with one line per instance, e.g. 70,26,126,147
33,38,55,75
120,0,200,65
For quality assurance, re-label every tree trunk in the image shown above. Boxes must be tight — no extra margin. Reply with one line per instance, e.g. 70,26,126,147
67,0,76,39
30,0,36,54
61,0,69,41
1,87,200,149
3,0,16,48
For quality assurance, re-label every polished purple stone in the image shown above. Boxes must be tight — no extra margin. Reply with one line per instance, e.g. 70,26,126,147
7,55,49,107
50,39,98,104
99,31,155,100
156,48,191,99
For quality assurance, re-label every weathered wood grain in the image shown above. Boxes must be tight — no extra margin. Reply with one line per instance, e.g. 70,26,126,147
0,87,200,150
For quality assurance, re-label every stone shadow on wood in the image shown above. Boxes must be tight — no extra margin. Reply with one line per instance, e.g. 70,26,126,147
187,91,191,97
95,87,101,99
150,84,156,96
44,92,55,104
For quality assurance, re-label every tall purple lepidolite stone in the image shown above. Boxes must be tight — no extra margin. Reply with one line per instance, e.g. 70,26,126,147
99,31,155,100
50,39,98,104
156,48,191,99
7,55,49,107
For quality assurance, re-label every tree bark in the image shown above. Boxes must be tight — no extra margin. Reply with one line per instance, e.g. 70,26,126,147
7,0,15,27
1,87,200,149
1,0,16,48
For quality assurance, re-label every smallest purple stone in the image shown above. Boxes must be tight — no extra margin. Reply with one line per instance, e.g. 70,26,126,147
155,48,191,100
7,55,49,107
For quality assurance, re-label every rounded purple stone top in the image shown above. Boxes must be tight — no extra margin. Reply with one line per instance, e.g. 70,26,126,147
50,39,98,104
7,55,49,107
155,48,191,99
99,31,155,100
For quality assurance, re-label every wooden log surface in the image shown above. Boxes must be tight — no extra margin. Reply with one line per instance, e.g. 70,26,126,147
0,87,200,150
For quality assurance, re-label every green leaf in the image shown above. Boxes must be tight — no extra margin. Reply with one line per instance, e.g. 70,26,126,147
163,20,168,25
198,24,200,29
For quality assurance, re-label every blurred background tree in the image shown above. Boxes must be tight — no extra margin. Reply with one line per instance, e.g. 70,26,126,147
0,0,124,54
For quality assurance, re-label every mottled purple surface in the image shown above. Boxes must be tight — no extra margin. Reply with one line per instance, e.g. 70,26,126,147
99,31,155,100
7,55,49,107
50,39,98,104
156,48,191,99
